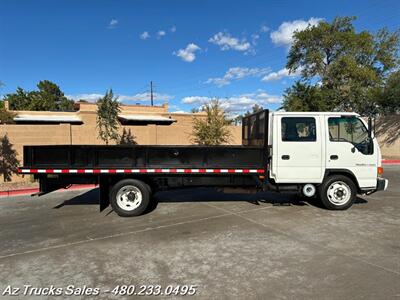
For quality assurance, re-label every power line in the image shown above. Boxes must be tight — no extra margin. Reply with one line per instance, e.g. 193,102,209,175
150,81,154,106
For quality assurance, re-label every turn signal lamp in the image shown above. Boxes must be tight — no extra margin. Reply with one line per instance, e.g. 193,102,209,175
377,167,384,176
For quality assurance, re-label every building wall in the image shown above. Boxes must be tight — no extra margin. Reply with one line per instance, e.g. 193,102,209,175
0,103,243,182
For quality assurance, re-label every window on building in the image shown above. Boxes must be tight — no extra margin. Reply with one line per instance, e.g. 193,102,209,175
281,117,316,142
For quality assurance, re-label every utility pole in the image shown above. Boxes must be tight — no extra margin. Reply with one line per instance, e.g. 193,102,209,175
150,81,154,106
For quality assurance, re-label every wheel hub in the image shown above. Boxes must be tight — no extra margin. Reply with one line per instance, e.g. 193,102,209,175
116,185,143,211
327,181,351,205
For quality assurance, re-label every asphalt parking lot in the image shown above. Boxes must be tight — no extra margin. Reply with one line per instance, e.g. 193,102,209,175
0,167,399,300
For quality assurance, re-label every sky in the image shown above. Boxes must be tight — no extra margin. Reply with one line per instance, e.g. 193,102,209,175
1,0,399,114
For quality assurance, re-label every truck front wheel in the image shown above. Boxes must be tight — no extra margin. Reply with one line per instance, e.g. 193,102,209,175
110,179,150,217
318,175,356,210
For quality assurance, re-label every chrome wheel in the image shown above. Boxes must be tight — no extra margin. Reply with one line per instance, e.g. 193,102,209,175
116,185,142,211
326,181,351,205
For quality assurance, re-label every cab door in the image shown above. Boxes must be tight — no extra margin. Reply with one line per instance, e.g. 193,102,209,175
325,116,377,188
275,116,324,183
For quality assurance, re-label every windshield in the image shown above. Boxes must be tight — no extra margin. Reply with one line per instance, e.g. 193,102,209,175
328,117,368,144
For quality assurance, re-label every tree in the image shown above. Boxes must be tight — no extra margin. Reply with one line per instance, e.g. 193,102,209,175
0,134,19,182
96,89,120,145
119,128,137,145
281,81,331,111
377,70,400,114
286,16,399,114
0,108,16,124
191,100,232,145
5,80,74,111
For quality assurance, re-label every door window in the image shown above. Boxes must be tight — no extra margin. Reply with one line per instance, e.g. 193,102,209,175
281,117,316,142
328,117,372,155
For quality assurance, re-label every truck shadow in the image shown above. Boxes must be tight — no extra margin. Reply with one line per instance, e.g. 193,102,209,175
53,187,368,214
148,188,368,213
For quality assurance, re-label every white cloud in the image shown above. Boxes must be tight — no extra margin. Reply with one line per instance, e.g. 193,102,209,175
209,32,252,53
67,92,174,103
140,31,150,40
170,25,177,33
270,17,322,47
181,90,282,114
157,30,166,38
260,25,269,33
262,67,301,82
206,67,270,87
108,19,118,29
174,43,201,62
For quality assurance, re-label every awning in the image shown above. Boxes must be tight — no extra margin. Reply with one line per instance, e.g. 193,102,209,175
118,114,176,125
13,114,83,124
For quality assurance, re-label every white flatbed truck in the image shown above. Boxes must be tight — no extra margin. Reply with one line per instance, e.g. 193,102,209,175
19,110,388,216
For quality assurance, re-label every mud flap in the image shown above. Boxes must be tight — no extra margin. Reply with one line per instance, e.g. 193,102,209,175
99,176,110,212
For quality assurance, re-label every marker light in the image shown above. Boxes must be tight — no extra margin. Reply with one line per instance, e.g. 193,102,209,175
378,167,384,176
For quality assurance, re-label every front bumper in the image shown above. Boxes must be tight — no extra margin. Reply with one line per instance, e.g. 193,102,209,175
376,178,389,191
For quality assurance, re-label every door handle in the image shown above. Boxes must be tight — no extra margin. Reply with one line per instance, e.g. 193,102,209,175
330,155,338,160
281,155,290,160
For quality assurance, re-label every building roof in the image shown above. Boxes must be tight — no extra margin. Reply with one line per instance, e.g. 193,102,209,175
13,114,83,123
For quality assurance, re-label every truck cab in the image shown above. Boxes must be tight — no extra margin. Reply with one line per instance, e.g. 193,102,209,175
268,112,388,209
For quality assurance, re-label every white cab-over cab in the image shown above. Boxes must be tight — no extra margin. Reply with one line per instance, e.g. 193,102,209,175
268,112,388,210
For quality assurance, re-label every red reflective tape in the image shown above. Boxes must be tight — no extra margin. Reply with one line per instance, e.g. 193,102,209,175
77,169,85,173
213,169,221,173
124,169,132,173
257,169,264,173
243,169,250,173
155,169,163,173
140,169,147,173
108,169,116,173
46,169,54,173
199,169,206,173
92,169,100,173
184,169,192,173
30,169,38,173
169,169,177,173
228,169,235,173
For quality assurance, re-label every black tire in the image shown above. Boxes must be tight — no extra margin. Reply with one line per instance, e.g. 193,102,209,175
110,179,150,217
318,175,357,210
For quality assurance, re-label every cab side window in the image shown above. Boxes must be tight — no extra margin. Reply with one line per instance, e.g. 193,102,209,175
281,117,316,142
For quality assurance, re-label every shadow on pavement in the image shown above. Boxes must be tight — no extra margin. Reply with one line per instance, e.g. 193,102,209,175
53,188,99,209
52,186,368,215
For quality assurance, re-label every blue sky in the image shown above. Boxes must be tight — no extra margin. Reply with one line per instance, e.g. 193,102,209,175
1,0,399,114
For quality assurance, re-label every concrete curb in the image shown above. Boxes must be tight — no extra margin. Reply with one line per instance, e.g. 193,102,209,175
0,184,97,198
382,159,400,165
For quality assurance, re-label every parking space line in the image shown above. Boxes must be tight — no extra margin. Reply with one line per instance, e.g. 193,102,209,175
203,202,400,277
0,212,233,260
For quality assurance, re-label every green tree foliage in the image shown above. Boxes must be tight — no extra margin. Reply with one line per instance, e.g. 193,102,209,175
377,71,400,114
96,89,120,145
281,81,331,111
0,108,16,124
0,134,19,182
5,80,74,111
119,128,137,145
191,100,232,145
285,16,399,114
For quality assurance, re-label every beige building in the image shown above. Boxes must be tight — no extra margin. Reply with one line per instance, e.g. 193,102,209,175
0,101,241,182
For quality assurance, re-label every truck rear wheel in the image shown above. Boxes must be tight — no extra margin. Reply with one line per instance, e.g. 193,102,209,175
318,175,356,210
110,179,150,217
